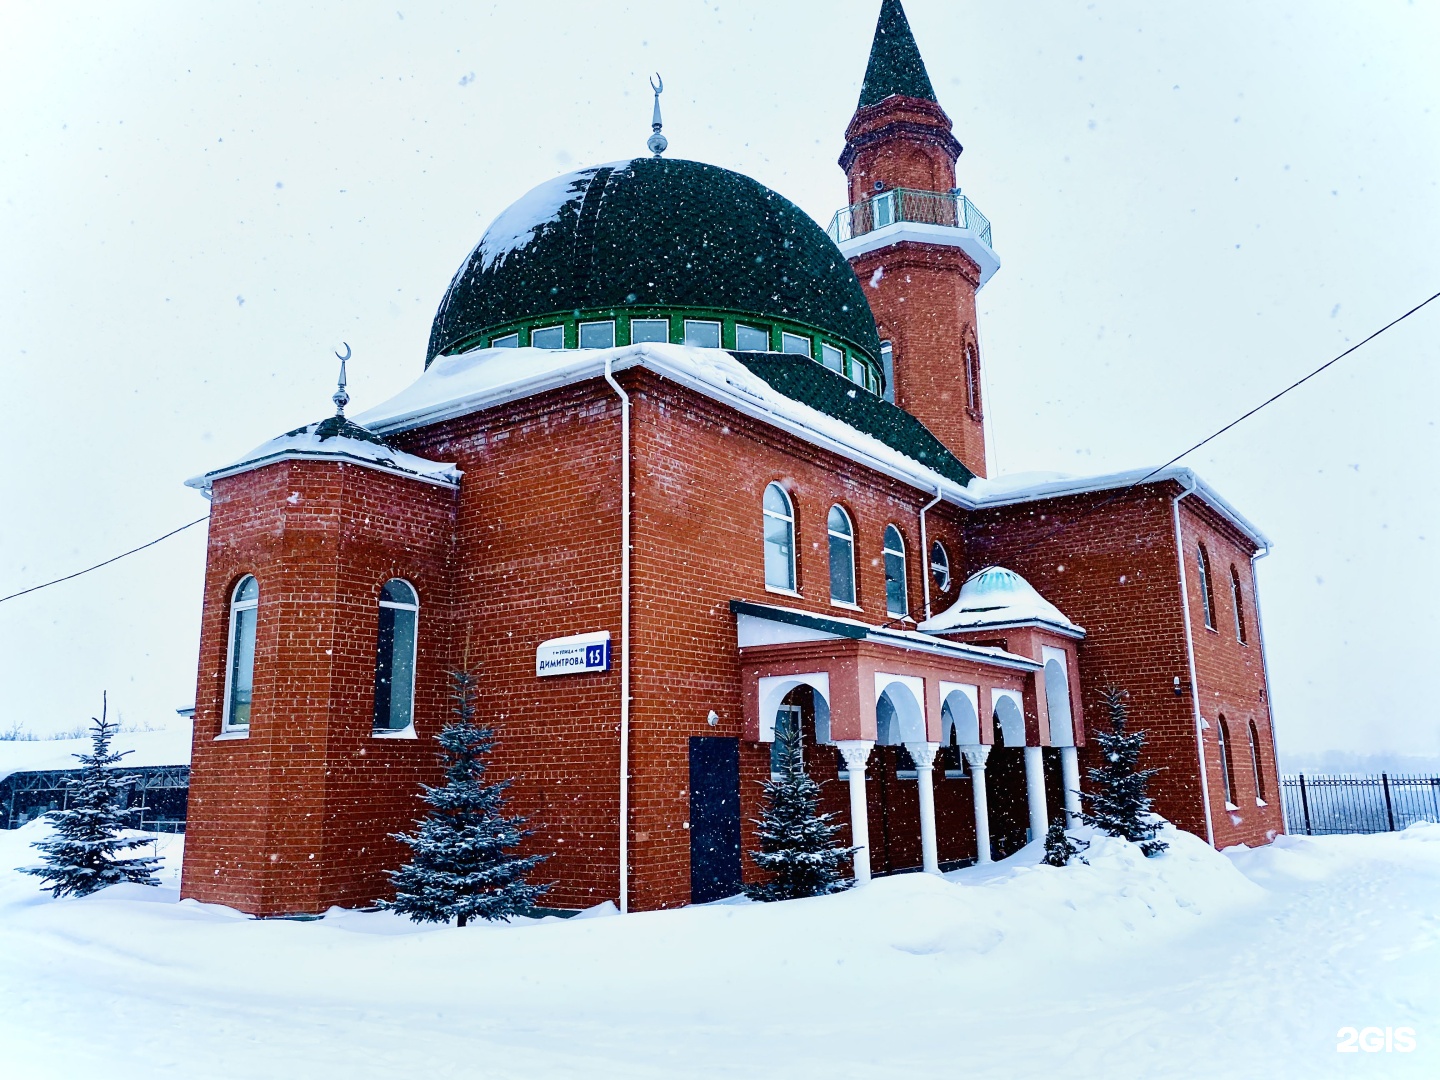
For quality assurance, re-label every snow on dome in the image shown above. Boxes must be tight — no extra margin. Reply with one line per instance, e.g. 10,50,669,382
186,415,461,493
472,165,612,274
919,565,1083,636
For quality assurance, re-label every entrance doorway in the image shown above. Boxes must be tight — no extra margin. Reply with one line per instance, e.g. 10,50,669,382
689,737,741,903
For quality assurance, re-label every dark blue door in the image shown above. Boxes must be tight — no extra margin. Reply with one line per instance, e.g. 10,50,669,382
689,736,742,904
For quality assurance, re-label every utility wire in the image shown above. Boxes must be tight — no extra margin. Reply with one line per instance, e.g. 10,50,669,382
2,292,1435,610
984,288,1440,570
0,515,209,605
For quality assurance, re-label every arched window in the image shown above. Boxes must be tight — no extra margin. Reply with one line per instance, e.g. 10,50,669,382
1230,565,1248,643
880,341,895,404
1196,544,1216,630
373,579,419,734
762,483,796,592
883,524,908,617
827,505,856,605
1217,714,1236,806
1248,720,1266,801
964,341,982,416
223,575,259,732
929,540,951,593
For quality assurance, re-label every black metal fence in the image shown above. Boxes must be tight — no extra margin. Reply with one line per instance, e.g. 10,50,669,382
1,765,189,833
1281,773,1440,835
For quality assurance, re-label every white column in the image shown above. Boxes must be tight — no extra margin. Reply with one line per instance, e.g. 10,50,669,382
836,740,874,884
961,744,992,864
906,741,941,874
1060,746,1082,827
1024,745,1049,842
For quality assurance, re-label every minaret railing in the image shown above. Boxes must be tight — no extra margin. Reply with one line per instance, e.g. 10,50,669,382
828,188,993,249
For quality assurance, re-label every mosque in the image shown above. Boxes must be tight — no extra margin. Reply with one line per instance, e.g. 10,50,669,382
179,0,1283,916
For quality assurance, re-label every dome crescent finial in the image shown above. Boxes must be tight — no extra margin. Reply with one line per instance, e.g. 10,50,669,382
332,343,351,416
647,73,668,156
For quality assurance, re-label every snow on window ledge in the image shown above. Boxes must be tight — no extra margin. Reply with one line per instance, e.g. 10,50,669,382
764,586,802,599
829,599,863,612
214,730,250,741
1255,798,1268,807
1224,801,1240,811
372,726,418,740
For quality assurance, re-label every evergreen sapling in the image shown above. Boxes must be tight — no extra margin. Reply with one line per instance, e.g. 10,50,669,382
1042,820,1089,867
20,694,161,898
383,669,548,926
745,711,857,901
1081,686,1168,857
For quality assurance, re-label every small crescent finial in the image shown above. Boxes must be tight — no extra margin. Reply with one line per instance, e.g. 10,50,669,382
332,343,350,416
647,73,668,157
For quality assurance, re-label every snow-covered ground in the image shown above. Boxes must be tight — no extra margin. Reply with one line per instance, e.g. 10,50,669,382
2,821,1436,1079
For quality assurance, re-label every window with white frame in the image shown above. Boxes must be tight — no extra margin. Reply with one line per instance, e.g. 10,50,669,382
530,325,564,349
827,505,856,605
222,575,259,732
683,319,721,349
780,332,812,357
930,540,951,593
883,524,908,617
1217,714,1236,807
630,318,669,343
880,341,895,403
491,332,520,348
1248,719,1266,802
1197,544,1216,630
373,579,419,734
578,320,615,349
735,323,769,351
763,483,796,592
1230,564,1248,643
821,343,844,373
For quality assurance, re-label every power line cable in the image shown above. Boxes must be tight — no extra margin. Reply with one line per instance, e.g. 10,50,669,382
0,515,209,605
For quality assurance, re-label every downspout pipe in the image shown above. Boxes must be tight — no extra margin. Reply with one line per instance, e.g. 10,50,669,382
1250,542,1283,799
603,358,632,914
1172,474,1214,846
919,485,943,620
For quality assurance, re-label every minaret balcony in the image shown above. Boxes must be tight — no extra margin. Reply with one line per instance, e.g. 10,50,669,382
827,188,1000,287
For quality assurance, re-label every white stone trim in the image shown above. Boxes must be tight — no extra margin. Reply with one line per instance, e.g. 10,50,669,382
757,673,830,742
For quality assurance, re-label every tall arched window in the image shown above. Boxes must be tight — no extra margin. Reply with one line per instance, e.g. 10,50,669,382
883,524,908,617
964,341,982,416
373,579,419,734
223,575,258,732
930,540,951,593
1248,720,1266,801
1217,714,1236,806
879,341,895,404
763,483,796,592
1196,544,1216,630
827,505,856,605
1230,565,1248,643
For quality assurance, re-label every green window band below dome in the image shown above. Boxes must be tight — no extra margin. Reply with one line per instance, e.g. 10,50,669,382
426,157,884,372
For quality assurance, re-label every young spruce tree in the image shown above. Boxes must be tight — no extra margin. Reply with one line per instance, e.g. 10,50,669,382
21,694,161,898
1081,686,1168,857
1041,820,1089,867
745,711,856,901
383,669,547,926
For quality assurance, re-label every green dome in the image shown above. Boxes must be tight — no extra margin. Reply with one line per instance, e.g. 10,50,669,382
426,157,881,364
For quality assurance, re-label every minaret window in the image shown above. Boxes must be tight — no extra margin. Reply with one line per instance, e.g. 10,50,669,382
827,505,857,606
929,540,951,593
781,333,812,358
530,325,564,349
1197,544,1216,630
1231,565,1248,643
683,319,721,349
490,333,520,349
222,576,259,733
964,342,982,415
883,524,909,617
579,320,615,349
630,318,669,344
735,324,769,351
373,579,419,735
762,483,797,592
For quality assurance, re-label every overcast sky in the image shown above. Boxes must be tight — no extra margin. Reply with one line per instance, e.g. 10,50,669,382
2,1,1437,763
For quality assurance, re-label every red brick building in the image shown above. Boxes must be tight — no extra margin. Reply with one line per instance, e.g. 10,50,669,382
180,0,1283,917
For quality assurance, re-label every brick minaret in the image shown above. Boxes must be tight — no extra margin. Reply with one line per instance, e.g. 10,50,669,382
838,0,997,477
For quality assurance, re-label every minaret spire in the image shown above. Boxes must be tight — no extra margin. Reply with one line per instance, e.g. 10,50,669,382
857,0,937,110
646,73,668,157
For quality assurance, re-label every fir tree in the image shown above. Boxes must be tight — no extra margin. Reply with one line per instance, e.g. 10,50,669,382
1041,821,1089,867
383,670,548,926
1081,686,1168,857
745,711,857,901
20,694,161,898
